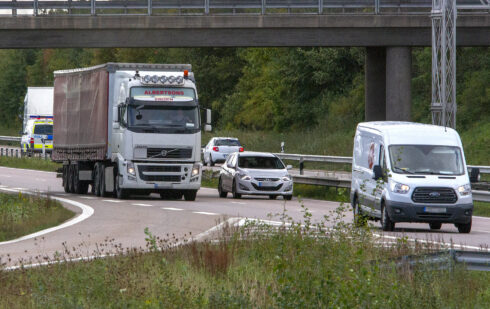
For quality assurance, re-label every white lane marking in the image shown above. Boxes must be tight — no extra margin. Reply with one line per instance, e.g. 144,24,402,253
103,199,123,203
162,207,184,211
12,187,27,191
0,189,95,246
55,193,69,196
373,233,490,251
0,185,8,188
193,211,219,216
79,196,96,200
133,203,153,207
0,175,12,178
0,166,56,174
231,201,246,205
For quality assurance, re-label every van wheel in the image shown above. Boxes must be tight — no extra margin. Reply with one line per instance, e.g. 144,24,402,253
269,195,277,200
184,190,197,201
353,198,367,227
284,195,292,201
232,180,241,199
218,177,227,198
429,222,442,230
381,203,395,232
456,220,471,234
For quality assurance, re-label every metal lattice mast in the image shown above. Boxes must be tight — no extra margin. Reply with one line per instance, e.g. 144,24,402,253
431,0,457,129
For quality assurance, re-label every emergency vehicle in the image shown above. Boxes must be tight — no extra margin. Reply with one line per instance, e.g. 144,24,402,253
20,117,53,157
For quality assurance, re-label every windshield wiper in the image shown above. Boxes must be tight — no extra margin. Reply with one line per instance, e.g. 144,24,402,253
392,167,415,174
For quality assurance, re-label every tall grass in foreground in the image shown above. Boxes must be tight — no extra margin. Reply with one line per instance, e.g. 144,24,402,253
0,156,61,172
0,192,74,241
1,204,489,308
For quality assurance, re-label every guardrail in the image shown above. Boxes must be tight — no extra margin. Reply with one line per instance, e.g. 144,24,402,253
0,0,488,17
392,250,490,271
0,135,21,142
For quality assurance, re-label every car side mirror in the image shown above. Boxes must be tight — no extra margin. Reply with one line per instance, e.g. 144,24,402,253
286,165,292,170
373,165,384,180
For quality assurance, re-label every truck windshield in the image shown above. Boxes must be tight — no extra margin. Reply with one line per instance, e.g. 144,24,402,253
33,125,53,135
389,145,464,175
238,156,284,169
127,105,200,133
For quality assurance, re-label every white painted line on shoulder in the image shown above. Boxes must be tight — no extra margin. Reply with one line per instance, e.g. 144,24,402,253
55,193,69,196
193,211,219,216
231,201,246,205
79,196,96,200
0,189,94,246
103,199,123,203
133,203,153,207
372,233,489,251
162,207,184,211
0,185,8,188
12,188,27,191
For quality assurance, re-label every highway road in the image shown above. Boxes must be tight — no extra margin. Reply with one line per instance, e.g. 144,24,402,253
1,166,489,268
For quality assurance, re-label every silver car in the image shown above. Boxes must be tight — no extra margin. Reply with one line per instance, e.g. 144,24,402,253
203,137,243,166
218,151,293,200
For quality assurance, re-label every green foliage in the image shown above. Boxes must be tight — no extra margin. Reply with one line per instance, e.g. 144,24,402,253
0,156,61,172
0,192,74,241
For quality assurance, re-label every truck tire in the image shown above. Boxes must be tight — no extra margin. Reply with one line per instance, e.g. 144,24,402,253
99,164,111,197
184,190,197,201
94,163,102,197
73,165,82,194
115,175,128,199
68,164,75,193
63,165,70,193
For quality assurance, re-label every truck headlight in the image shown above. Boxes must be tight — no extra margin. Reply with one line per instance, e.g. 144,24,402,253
191,164,200,177
390,181,410,194
457,184,471,196
127,162,136,176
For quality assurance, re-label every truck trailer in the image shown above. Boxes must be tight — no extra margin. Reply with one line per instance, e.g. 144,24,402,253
53,63,209,200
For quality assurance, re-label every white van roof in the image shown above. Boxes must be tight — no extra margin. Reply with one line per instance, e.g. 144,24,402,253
24,87,54,116
357,121,462,147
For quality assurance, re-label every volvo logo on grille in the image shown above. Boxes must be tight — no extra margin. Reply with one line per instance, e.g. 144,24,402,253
429,192,441,198
160,150,168,157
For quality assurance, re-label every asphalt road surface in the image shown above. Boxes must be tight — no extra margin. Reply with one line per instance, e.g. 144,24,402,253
1,166,489,268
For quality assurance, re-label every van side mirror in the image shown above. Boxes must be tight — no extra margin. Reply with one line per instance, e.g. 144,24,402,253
373,165,384,180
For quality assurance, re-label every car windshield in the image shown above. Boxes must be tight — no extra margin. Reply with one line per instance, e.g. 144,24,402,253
238,156,284,169
33,125,52,135
127,105,200,133
389,145,464,175
215,139,241,146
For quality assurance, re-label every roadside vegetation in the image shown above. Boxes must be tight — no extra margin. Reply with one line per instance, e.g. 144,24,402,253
474,201,490,217
1,206,489,308
0,156,61,172
0,192,74,242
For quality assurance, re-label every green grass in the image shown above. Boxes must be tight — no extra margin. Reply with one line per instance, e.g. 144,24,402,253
473,201,490,217
0,156,61,172
0,192,75,242
1,207,489,308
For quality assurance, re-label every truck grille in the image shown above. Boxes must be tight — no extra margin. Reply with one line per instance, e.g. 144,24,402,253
137,165,182,182
147,148,192,159
252,183,283,192
139,175,182,182
411,187,457,204
138,165,181,173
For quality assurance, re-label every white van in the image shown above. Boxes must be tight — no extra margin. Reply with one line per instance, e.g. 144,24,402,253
350,122,473,233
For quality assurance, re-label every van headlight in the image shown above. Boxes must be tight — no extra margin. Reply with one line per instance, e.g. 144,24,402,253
457,184,471,196
390,181,410,194
191,164,200,177
127,162,136,176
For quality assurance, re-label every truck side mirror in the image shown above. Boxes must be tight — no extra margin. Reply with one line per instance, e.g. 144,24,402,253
206,109,212,124
373,165,384,180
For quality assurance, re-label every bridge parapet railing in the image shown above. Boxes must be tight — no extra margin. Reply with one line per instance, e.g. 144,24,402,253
0,0,487,17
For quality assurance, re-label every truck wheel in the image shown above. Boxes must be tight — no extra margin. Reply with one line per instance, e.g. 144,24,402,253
115,175,128,199
73,165,82,194
94,164,101,196
456,220,472,234
218,177,227,198
184,190,197,201
68,165,75,193
99,166,111,197
429,222,442,230
381,203,395,232
63,165,70,193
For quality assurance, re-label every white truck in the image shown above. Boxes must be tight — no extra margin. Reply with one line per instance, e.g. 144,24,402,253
52,63,211,200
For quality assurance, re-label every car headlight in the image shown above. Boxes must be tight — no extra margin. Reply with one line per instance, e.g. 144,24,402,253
191,164,200,177
282,175,291,182
127,162,136,176
457,183,471,196
240,175,251,181
389,181,410,194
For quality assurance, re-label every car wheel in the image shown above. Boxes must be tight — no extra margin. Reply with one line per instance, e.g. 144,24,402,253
284,195,292,201
218,177,227,198
269,195,277,200
209,155,215,167
232,180,241,199
353,197,367,227
381,203,395,232
456,220,471,234
184,190,197,201
429,222,442,230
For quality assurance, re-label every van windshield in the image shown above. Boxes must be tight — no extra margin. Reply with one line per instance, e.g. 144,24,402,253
389,145,464,175
33,125,53,135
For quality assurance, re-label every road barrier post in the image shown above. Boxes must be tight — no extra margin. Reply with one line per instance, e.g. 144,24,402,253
15,149,19,158
299,157,304,175
10,149,14,157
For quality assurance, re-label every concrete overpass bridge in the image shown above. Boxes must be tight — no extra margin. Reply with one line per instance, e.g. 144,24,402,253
0,0,489,122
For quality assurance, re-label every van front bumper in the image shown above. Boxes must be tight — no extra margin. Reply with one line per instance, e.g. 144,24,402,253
386,201,473,224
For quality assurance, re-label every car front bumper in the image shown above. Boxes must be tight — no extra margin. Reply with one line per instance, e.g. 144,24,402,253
235,178,293,196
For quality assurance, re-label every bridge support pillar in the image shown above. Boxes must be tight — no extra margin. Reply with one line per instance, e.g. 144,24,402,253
386,46,411,121
365,47,386,121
